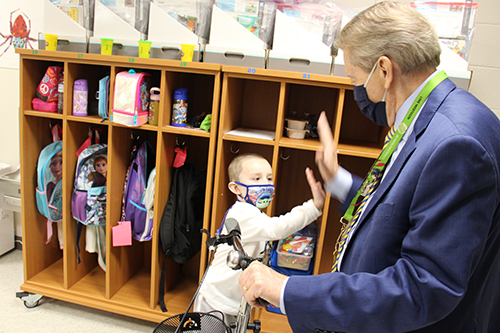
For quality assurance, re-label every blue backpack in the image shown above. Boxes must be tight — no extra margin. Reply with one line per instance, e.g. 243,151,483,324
121,140,156,241
35,124,63,244
96,75,110,120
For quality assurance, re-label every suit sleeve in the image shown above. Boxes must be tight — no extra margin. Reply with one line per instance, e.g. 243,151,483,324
284,135,499,332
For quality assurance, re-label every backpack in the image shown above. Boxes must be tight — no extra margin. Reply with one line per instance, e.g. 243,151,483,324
96,75,110,119
35,124,63,245
158,163,207,312
36,66,63,102
71,143,108,226
121,140,156,242
143,167,157,241
111,69,152,127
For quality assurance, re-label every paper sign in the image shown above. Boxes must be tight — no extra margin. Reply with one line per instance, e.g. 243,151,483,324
112,221,132,246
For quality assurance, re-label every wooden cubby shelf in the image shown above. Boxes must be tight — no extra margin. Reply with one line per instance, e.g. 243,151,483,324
18,49,387,331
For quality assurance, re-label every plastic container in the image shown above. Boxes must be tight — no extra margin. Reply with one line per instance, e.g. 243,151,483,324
277,236,314,271
73,79,88,116
285,127,309,139
171,88,188,127
285,118,308,130
149,87,160,125
32,97,57,113
57,75,64,114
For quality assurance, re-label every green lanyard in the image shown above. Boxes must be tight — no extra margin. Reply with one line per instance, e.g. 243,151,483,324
342,70,448,223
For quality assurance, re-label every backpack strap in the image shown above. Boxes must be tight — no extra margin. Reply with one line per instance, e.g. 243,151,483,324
120,138,139,221
159,257,168,312
76,128,102,157
51,123,62,142
216,204,236,236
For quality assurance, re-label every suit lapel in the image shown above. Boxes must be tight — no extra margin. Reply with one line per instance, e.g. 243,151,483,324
350,78,456,234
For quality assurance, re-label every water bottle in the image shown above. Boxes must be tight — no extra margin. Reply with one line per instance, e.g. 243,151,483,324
171,88,188,127
57,75,64,114
73,79,88,117
149,87,160,125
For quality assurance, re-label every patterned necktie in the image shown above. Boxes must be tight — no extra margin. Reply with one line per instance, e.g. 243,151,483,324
331,126,396,272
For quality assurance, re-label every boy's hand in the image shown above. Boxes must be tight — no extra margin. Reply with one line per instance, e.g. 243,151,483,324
316,111,339,182
306,167,325,210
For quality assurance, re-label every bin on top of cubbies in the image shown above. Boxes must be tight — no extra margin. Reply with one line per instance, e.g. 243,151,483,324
267,2,347,76
88,0,148,57
148,0,207,61
43,0,90,52
204,1,276,68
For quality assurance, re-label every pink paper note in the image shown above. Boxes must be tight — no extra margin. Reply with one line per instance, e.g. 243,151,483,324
112,221,132,247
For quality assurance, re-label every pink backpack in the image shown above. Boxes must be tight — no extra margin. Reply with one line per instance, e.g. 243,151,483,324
112,69,152,127
36,66,63,102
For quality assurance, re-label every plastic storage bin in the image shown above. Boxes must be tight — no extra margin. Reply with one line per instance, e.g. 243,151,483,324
277,235,314,271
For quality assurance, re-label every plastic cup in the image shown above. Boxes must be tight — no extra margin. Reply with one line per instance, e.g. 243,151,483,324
181,44,195,62
45,33,58,51
138,40,152,58
100,38,114,55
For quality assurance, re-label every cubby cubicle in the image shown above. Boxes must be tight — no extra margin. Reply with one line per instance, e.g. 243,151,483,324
210,66,388,331
17,49,387,332
18,49,221,322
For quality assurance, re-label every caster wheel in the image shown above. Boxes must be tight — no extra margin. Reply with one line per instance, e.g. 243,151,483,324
24,299,40,308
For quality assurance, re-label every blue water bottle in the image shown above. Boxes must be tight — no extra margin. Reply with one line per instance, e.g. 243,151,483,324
171,88,188,127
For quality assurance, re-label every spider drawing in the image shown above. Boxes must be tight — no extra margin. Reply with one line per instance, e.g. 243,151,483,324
0,9,37,57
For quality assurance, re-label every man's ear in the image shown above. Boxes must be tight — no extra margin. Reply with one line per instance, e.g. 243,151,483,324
377,56,393,90
228,182,241,196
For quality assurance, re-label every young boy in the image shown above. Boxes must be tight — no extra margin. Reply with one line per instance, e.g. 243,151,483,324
194,153,325,325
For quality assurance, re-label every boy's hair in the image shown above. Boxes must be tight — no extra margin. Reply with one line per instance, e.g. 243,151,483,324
228,153,267,182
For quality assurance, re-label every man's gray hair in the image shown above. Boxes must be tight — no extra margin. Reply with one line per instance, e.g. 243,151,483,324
335,1,441,75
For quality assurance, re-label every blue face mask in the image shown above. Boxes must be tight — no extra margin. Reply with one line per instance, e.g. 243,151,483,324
353,62,389,127
234,181,275,209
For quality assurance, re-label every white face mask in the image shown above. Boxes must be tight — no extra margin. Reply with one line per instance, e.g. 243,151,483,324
234,181,275,209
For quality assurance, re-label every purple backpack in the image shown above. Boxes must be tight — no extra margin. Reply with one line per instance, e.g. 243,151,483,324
122,140,155,241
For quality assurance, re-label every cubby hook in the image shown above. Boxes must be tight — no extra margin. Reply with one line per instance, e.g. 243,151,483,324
131,131,140,141
280,150,290,160
230,144,240,154
176,137,186,147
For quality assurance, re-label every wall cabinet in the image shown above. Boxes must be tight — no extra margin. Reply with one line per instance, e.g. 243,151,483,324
17,49,386,331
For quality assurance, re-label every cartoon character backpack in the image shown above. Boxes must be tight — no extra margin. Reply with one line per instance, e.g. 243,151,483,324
71,143,108,269
121,140,156,242
71,143,108,226
35,124,63,245
111,69,151,127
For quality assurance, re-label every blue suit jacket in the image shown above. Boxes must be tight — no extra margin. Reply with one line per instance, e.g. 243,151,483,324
284,78,500,332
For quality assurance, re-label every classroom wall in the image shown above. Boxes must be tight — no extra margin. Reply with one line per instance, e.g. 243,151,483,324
0,0,498,239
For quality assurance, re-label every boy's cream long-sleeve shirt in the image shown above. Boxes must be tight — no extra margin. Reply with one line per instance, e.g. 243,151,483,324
198,199,322,315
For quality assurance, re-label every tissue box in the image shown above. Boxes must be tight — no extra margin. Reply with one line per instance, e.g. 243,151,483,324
277,235,314,271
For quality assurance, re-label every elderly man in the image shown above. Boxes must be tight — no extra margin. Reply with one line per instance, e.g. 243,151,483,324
238,2,500,332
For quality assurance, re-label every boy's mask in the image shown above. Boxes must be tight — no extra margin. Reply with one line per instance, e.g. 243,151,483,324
234,181,275,209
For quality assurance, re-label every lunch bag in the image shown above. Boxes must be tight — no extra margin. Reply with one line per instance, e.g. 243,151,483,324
111,69,152,127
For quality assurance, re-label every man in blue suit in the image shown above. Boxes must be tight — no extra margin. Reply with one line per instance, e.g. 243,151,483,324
238,2,500,332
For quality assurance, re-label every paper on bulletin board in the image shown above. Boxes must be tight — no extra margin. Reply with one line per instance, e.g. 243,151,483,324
0,0,44,69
